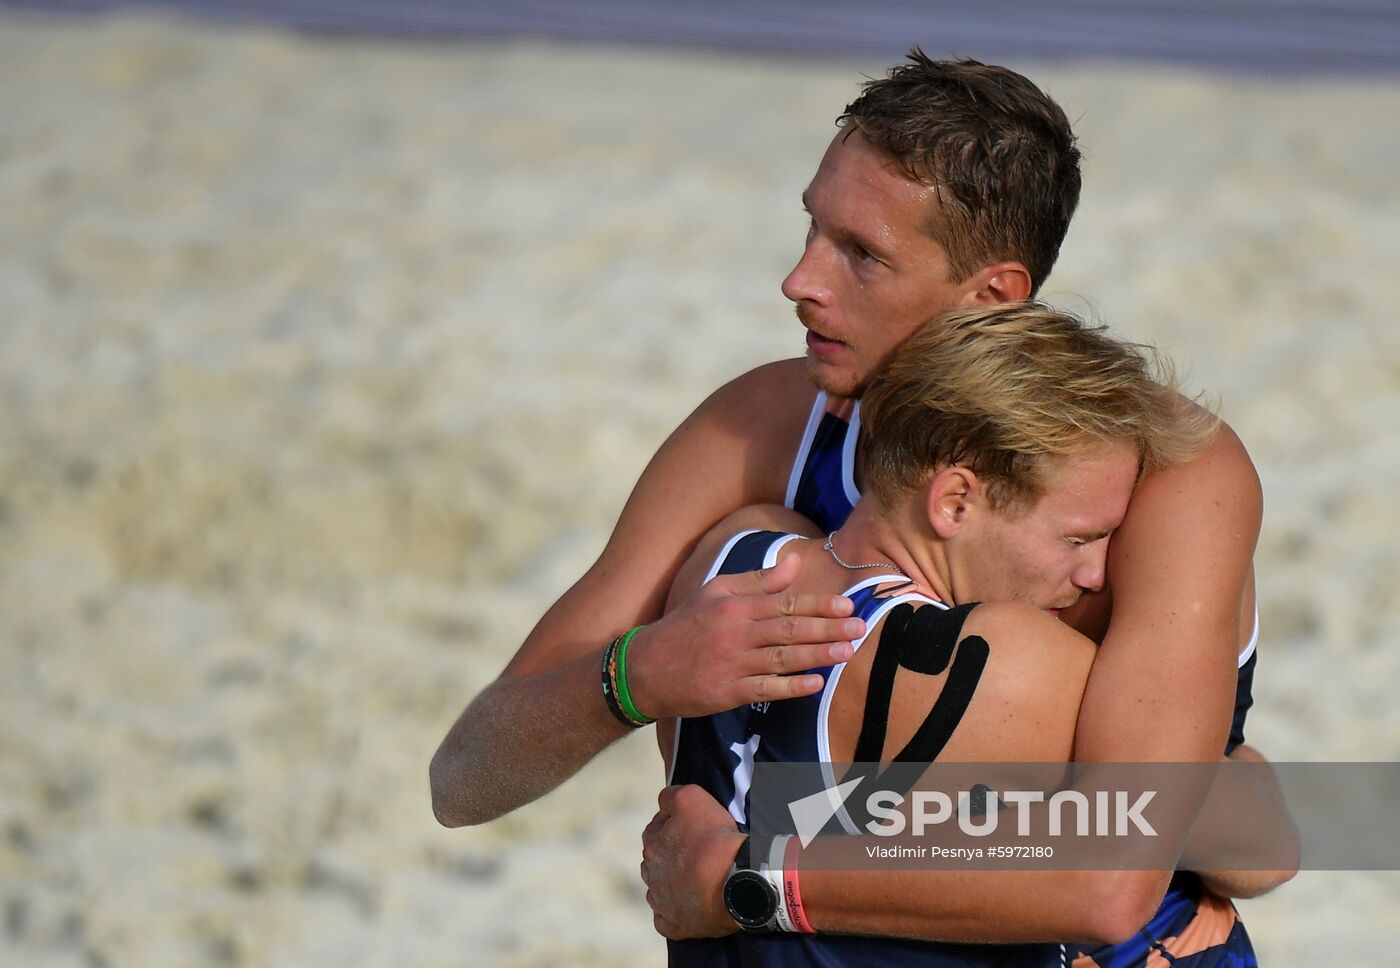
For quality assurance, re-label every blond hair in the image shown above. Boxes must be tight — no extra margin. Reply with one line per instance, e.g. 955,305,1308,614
859,303,1218,511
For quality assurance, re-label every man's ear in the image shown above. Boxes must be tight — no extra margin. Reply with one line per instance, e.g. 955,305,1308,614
926,466,981,539
961,261,1032,305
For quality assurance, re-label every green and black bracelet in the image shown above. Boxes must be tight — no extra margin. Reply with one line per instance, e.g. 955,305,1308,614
601,627,653,728
613,626,653,725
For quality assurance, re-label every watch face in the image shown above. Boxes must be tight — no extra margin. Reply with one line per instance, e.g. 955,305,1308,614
724,868,778,930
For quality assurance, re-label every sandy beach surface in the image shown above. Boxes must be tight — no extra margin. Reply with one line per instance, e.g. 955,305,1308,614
1,11,1398,967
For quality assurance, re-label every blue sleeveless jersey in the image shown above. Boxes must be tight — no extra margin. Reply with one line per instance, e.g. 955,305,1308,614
782,391,1261,967
667,530,1060,968
784,393,862,535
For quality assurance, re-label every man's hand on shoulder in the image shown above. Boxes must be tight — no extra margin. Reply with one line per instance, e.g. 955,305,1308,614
630,547,862,719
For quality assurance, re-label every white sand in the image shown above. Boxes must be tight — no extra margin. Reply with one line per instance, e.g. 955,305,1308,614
1,11,1397,966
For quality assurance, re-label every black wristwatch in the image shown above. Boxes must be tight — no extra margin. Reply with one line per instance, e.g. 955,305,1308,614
722,836,780,932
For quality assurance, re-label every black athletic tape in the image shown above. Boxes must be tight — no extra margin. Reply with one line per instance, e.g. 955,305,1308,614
893,602,979,675
851,603,914,765
892,633,988,764
852,602,981,762
842,603,990,826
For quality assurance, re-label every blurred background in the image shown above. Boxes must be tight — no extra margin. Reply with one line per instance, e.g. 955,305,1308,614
1,2,1398,966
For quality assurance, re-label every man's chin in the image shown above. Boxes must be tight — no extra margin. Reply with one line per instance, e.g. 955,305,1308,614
805,353,863,399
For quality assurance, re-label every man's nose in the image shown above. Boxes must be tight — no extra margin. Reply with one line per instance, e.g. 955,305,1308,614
1072,546,1108,593
781,239,833,307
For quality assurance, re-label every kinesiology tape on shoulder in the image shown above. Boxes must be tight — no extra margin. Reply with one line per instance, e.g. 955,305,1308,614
852,602,989,766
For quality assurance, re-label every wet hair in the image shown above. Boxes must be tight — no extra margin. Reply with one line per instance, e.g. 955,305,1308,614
860,303,1218,511
839,50,1081,294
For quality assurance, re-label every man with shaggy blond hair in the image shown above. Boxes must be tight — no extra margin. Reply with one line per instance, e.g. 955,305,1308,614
651,303,1254,966
856,304,1215,513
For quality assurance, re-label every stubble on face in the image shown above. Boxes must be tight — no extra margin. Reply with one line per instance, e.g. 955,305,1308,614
798,303,879,398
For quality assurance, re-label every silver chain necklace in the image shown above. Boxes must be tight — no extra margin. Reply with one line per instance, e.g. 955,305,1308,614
822,533,903,572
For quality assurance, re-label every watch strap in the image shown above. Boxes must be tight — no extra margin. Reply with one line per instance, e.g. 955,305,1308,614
733,834,752,874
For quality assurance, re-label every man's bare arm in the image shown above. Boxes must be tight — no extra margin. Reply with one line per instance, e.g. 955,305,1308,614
1062,426,1291,899
430,361,862,826
802,746,1297,941
1074,422,1261,765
